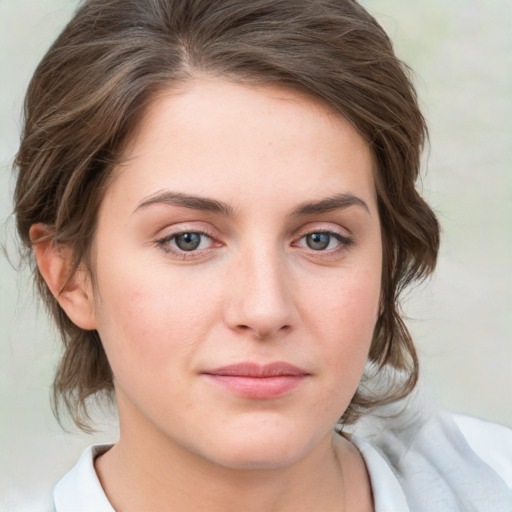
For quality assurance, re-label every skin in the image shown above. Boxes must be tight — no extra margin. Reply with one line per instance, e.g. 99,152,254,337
32,79,380,511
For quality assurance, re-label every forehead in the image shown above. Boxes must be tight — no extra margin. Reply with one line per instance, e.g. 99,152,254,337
105,78,376,215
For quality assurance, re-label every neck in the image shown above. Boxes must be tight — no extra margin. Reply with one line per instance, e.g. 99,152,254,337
96,428,352,512
94,395,373,512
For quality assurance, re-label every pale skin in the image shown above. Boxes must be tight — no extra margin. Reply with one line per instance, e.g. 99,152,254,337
32,79,381,511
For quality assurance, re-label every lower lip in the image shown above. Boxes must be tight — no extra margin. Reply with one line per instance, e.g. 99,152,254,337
203,374,307,399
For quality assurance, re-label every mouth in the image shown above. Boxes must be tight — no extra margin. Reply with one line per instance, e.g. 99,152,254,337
201,362,310,399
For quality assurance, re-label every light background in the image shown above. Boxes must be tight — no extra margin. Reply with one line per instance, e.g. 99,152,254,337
1,0,511,507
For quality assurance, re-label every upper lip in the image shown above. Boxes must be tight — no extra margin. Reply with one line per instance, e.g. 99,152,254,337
202,362,309,377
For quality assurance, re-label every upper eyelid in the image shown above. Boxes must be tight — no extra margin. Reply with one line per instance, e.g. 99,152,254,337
155,222,219,238
292,223,352,239
299,226,346,235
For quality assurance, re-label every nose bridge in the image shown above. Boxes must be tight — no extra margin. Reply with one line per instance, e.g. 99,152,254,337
225,239,295,338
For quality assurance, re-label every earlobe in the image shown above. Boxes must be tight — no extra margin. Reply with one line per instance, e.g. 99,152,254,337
29,223,97,330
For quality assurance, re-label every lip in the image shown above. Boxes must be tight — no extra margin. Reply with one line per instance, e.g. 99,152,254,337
201,362,310,399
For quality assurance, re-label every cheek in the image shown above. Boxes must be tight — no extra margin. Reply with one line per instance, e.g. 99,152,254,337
300,263,381,389
91,258,220,375
305,262,381,338
296,281,379,427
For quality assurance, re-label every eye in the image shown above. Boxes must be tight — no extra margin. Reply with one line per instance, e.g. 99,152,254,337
156,230,216,255
295,230,353,252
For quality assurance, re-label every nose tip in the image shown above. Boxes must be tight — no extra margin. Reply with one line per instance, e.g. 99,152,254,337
224,253,297,340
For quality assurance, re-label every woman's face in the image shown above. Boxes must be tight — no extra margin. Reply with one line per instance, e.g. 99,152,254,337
88,79,382,469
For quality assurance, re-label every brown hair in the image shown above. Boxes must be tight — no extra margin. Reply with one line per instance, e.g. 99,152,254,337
14,0,439,430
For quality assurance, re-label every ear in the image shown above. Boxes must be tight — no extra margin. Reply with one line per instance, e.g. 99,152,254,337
30,223,97,330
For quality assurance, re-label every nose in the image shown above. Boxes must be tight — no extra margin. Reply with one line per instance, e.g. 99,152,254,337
224,247,297,340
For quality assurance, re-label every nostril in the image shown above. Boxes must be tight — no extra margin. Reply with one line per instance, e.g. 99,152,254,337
236,323,291,339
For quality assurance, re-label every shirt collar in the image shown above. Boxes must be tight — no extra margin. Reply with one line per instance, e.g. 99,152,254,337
351,435,410,512
54,440,409,512
53,444,115,512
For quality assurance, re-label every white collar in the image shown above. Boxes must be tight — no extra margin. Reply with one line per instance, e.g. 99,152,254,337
52,440,408,512
351,435,410,512
53,445,115,512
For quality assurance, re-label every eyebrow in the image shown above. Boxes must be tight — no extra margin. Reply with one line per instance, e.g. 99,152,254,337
134,191,370,217
134,190,236,216
290,193,370,216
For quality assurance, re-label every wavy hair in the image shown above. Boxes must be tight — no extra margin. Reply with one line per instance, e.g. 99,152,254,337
14,0,440,430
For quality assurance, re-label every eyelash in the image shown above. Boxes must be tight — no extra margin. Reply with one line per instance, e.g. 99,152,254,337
154,228,354,259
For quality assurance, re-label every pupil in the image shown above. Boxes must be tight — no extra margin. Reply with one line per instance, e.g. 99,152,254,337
306,233,330,250
176,233,201,251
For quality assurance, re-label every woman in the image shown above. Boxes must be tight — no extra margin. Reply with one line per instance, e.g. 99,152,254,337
12,0,512,510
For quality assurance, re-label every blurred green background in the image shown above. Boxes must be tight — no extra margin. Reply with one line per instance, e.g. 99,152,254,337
1,0,511,508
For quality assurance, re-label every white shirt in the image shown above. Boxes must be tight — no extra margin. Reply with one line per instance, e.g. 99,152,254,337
49,412,512,512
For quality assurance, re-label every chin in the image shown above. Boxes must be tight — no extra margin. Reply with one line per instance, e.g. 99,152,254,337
213,447,305,471
194,422,322,471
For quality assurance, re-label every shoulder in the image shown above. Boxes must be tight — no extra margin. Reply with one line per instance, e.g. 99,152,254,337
351,408,512,512
452,413,512,487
